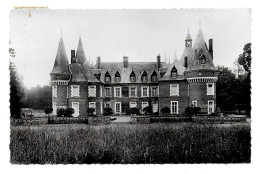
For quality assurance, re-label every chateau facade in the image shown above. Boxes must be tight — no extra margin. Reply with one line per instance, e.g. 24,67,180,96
50,27,218,117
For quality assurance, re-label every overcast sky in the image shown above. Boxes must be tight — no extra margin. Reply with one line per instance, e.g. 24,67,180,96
10,9,251,88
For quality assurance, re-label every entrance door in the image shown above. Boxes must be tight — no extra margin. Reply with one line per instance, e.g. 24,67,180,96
72,102,79,117
142,102,149,114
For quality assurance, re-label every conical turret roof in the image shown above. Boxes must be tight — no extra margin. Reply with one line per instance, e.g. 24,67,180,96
50,36,70,75
185,32,192,41
76,37,86,64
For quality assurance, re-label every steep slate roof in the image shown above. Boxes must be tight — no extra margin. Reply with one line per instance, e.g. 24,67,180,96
69,64,87,82
180,47,195,67
82,61,100,83
50,37,70,75
186,28,216,71
76,37,87,64
98,62,162,83
160,59,186,81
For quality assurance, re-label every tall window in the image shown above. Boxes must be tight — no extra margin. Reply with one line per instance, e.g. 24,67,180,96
130,102,137,108
129,87,137,97
152,103,158,113
171,101,179,114
141,86,149,97
151,86,158,97
71,85,80,97
170,84,179,96
208,100,214,114
52,86,57,97
207,83,214,95
105,71,111,82
115,102,121,114
89,102,96,114
114,87,122,97
88,85,96,97
115,71,121,82
141,71,148,81
105,87,111,97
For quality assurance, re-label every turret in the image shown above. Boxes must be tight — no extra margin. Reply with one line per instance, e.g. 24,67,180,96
180,29,195,68
76,37,86,64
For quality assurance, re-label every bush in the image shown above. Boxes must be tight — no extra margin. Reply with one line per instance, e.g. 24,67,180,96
209,113,217,116
185,107,201,116
161,107,171,114
130,107,140,115
104,107,113,116
143,106,153,115
65,108,74,117
87,108,96,116
57,108,66,117
44,108,53,116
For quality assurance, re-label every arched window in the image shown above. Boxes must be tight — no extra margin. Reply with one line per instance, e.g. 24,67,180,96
171,66,177,78
130,71,136,82
141,71,148,82
115,71,121,82
151,71,157,82
105,71,111,82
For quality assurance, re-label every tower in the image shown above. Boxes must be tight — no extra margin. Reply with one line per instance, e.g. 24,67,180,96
50,35,71,115
180,29,195,68
184,27,218,115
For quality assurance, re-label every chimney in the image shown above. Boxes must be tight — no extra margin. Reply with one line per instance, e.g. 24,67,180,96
97,57,101,69
123,56,128,68
71,50,76,63
184,57,188,68
157,54,161,71
209,39,213,59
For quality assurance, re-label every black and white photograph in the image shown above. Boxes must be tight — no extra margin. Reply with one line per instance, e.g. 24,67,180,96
8,7,252,165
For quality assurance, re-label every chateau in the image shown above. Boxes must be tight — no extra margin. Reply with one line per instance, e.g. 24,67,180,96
50,27,218,117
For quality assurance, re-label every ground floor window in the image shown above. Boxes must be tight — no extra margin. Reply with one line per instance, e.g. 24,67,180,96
115,102,121,114
105,103,110,108
130,102,137,108
192,100,197,107
89,102,96,114
72,102,79,117
142,102,149,114
152,103,158,113
208,100,214,114
171,101,179,114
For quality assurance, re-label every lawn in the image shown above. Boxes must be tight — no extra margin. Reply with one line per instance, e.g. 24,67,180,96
10,123,251,164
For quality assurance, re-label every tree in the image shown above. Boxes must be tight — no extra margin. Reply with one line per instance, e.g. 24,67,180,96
9,48,24,119
65,108,74,117
238,43,251,73
130,107,140,115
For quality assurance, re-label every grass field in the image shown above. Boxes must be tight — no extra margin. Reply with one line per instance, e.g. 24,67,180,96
10,123,251,164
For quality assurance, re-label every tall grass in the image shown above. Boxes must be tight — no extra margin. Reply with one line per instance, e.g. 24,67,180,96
10,123,251,164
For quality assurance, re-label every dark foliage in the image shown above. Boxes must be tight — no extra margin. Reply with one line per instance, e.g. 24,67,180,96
130,107,140,115
238,43,251,72
103,107,113,116
185,107,201,116
57,108,66,117
87,108,95,116
65,108,74,117
161,106,171,114
44,108,53,116
143,106,153,115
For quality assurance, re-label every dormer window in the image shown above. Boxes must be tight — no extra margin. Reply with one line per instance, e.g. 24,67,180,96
115,71,121,82
130,71,136,82
141,71,148,82
151,71,157,82
199,49,206,64
171,66,178,78
105,71,111,82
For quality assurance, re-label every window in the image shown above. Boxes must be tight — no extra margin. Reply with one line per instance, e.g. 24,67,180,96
89,102,96,114
141,86,149,97
130,71,136,82
207,83,214,95
151,86,158,97
105,71,111,82
141,71,148,81
171,66,177,78
151,71,157,81
208,100,214,114
142,102,149,114
130,102,137,108
115,102,121,114
71,85,80,97
171,101,179,114
53,102,57,115
72,102,79,117
129,87,137,97
105,87,112,97
115,71,121,82
114,87,122,97
192,100,197,107
152,103,158,113
105,103,110,108
170,84,179,96
88,85,96,97
52,86,57,97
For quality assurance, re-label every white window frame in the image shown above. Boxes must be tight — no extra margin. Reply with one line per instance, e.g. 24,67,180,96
151,86,158,97
170,84,179,96
52,85,57,98
115,102,122,114
72,102,79,117
129,102,137,108
71,85,80,97
88,85,96,97
208,100,214,114
192,100,197,107
141,86,149,97
114,87,122,97
142,102,149,114
171,101,179,114
105,87,112,97
89,102,96,114
129,86,137,97
207,83,214,96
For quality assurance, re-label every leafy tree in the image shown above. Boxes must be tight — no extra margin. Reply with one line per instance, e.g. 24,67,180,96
238,43,251,73
57,108,66,117
65,108,74,117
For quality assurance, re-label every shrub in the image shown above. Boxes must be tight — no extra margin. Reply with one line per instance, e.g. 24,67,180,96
185,107,201,116
104,107,113,116
44,108,53,116
57,108,66,117
161,107,171,114
87,108,95,116
65,108,74,117
209,112,217,116
143,106,153,115
130,107,140,115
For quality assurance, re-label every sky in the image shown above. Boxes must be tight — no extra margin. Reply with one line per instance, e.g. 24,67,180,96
10,9,251,88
